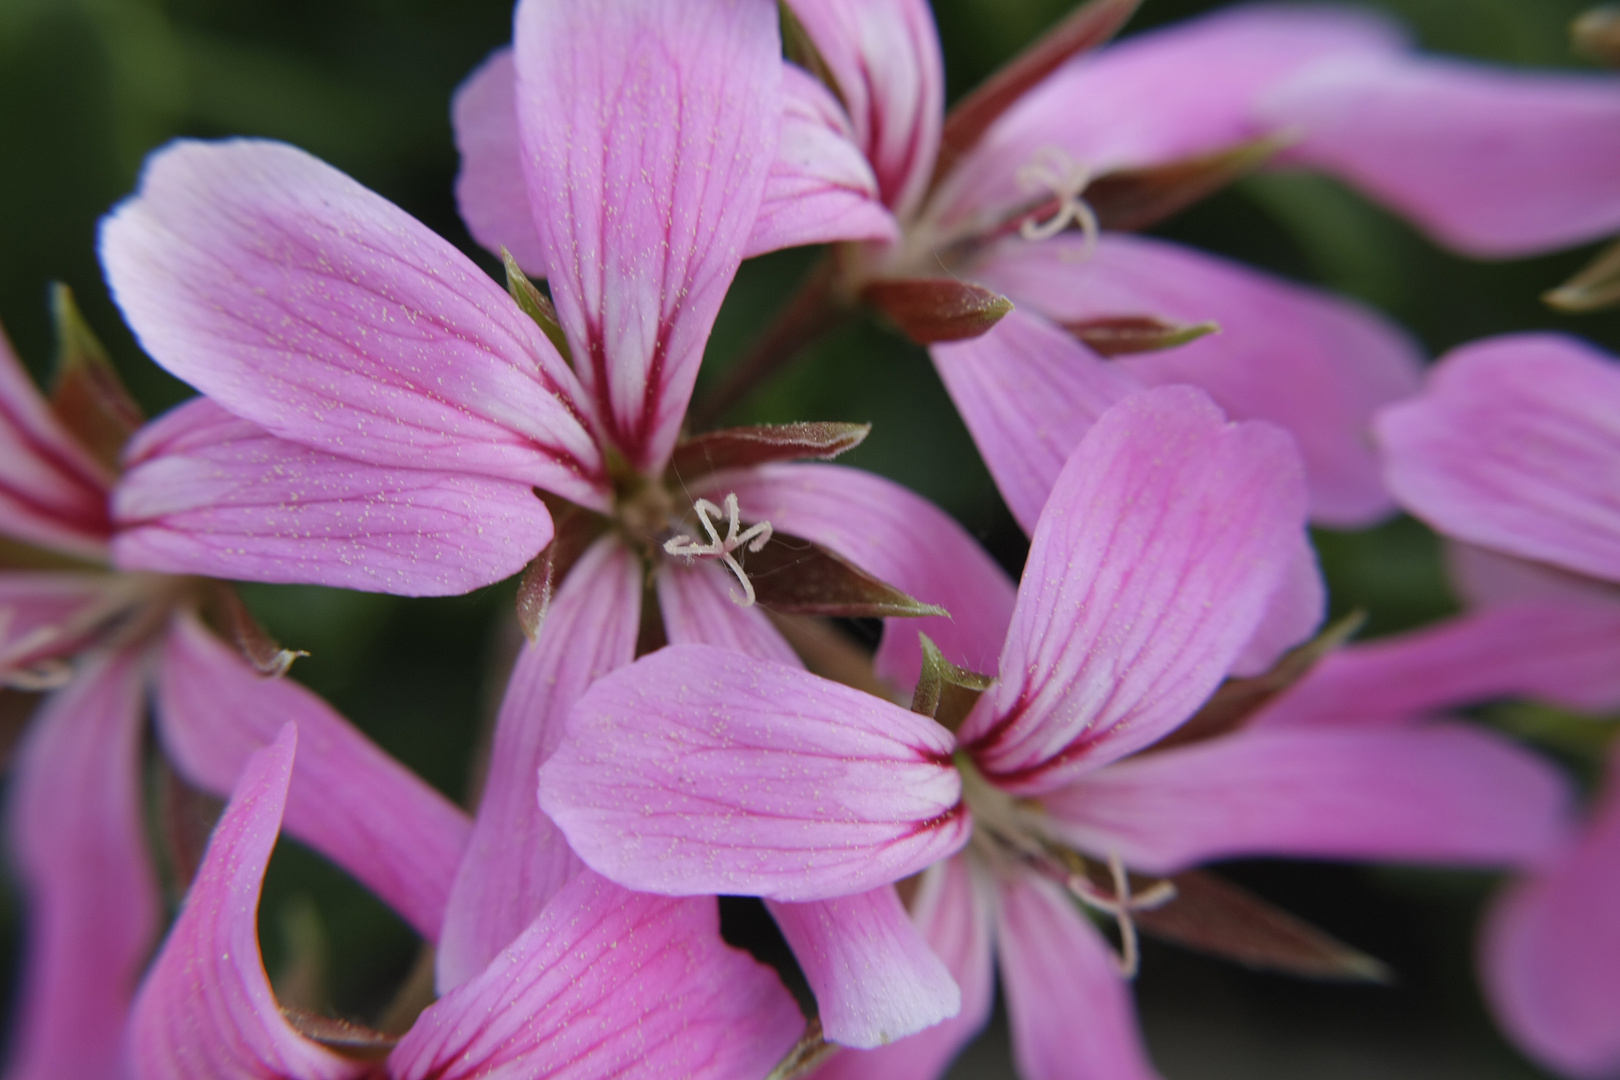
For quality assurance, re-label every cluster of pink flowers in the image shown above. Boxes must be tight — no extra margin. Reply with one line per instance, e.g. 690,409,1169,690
2,0,1618,1078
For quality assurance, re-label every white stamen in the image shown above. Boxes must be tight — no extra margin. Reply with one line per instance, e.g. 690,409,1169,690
1067,852,1177,979
663,493,774,607
1015,146,1100,258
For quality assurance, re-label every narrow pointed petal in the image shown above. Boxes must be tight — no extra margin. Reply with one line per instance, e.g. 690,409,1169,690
1483,745,1620,1079
100,138,606,508
1378,334,1620,582
658,559,800,666
541,644,967,901
961,387,1308,794
514,0,780,472
6,650,158,1080
113,398,554,596
768,885,959,1049
129,725,365,1080
157,612,469,942
996,872,1162,1080
451,48,550,275
978,234,1423,527
0,572,122,678
1043,725,1572,875
703,463,1016,688
863,279,1014,345
438,539,640,991
393,871,801,1080
668,421,871,481
1266,55,1620,258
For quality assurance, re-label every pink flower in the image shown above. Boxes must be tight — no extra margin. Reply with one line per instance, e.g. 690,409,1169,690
539,387,1570,1078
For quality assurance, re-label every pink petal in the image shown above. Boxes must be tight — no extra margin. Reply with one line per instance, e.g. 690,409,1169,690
706,461,1018,688
451,48,549,275
995,871,1162,1080
767,885,959,1049
977,233,1424,527
1378,333,1620,583
0,323,111,558
784,0,944,218
6,649,158,1080
113,398,554,597
1266,54,1620,258
1228,535,1324,677
513,0,781,472
658,558,800,666
437,538,640,991
1482,744,1620,1079
392,871,802,1080
960,386,1309,794
1042,725,1573,875
0,571,123,677
100,138,606,509
128,724,365,1080
156,612,470,943
1447,541,1616,611
540,644,967,902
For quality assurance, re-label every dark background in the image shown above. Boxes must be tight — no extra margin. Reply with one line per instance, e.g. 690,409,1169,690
1,0,1616,1074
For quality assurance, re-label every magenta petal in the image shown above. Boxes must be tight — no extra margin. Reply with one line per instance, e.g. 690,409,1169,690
978,234,1424,527
438,538,640,991
1378,334,1620,583
393,871,801,1080
1447,541,1614,611
1268,54,1620,258
6,650,157,1080
1482,744,1620,1079
658,558,800,666
541,644,967,901
1228,535,1324,678
451,48,549,275
513,0,781,472
100,138,606,508
0,571,122,677
156,612,469,943
113,398,554,596
1043,725,1572,875
768,885,959,1049
996,871,1161,1080
129,724,364,1080
961,387,1308,794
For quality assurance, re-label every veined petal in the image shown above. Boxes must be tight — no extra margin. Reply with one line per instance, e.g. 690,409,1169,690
1266,54,1620,258
128,725,365,1080
658,558,800,666
1378,334,1620,583
767,885,959,1049
451,48,549,275
961,386,1308,794
6,650,158,1080
156,612,470,943
977,234,1423,527
1042,725,1572,875
995,871,1162,1080
540,644,967,902
99,138,606,508
0,571,124,678
392,872,802,1080
785,0,944,219
513,0,781,472
438,538,640,992
113,398,554,597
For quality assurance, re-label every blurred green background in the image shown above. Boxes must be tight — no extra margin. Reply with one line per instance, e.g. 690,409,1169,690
1,0,1617,1075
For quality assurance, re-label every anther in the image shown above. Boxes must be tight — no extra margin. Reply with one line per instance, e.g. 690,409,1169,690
1015,146,1100,257
663,493,774,607
1066,852,1176,979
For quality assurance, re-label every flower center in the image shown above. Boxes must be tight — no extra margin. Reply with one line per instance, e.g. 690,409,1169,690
662,493,774,607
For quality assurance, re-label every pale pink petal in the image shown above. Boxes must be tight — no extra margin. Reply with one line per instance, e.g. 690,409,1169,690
451,48,549,275
1042,725,1572,875
767,885,959,1049
784,0,944,218
513,0,781,472
995,871,1162,1080
113,398,554,597
658,558,800,666
0,324,111,558
704,460,1017,688
1447,541,1617,611
977,233,1424,527
100,138,607,509
746,65,901,257
1482,744,1620,1079
1267,54,1620,258
540,644,967,902
1228,535,1324,677
156,612,469,943
960,387,1308,794
928,308,1139,535
1378,334,1620,582
0,571,123,677
392,871,802,1080
6,650,158,1080
128,725,365,1080
438,538,640,992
